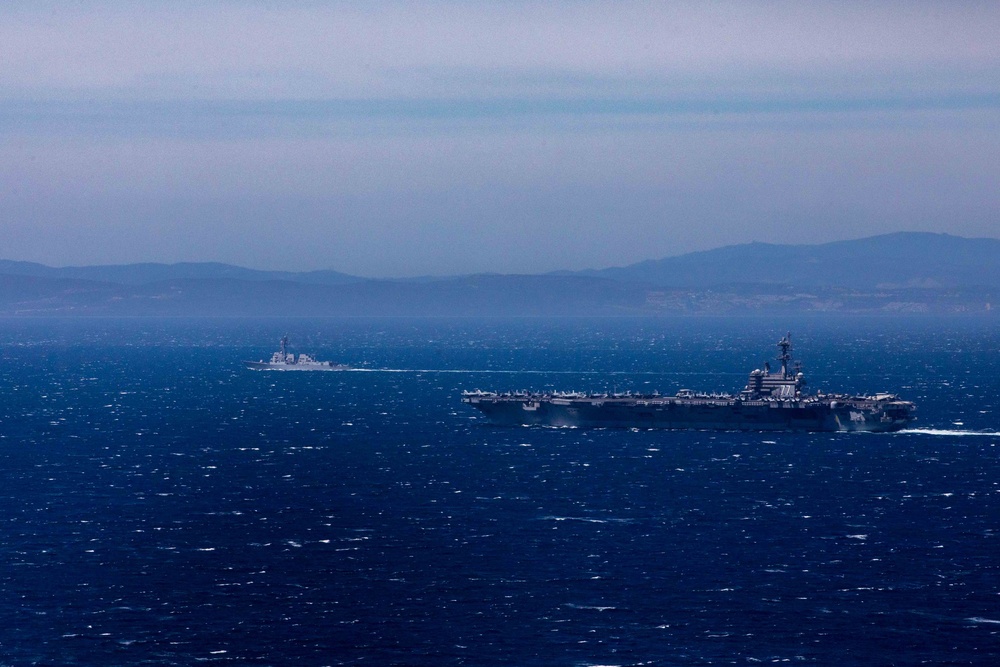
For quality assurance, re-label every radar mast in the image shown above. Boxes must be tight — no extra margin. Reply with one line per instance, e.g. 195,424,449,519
777,333,792,378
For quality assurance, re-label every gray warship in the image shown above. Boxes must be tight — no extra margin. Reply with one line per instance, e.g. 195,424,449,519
244,336,350,371
462,334,915,432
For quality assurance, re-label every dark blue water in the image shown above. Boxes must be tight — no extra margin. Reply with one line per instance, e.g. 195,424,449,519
1,317,999,665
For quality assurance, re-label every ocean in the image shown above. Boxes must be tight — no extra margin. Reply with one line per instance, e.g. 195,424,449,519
1,316,999,666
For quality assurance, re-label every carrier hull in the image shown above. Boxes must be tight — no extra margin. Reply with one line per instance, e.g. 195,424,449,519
462,393,914,433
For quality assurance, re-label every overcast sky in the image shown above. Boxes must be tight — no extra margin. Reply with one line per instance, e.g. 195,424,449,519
1,1,998,276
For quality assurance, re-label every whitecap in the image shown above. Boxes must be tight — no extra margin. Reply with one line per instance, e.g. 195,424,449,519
564,603,618,611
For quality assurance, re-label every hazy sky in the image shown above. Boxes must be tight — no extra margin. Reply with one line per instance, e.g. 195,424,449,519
2,1,998,276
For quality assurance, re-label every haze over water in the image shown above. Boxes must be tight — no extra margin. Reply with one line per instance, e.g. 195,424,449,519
1,316,999,665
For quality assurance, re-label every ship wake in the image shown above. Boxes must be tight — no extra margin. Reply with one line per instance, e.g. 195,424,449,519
898,428,1000,437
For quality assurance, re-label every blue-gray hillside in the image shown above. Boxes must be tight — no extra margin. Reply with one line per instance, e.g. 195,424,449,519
0,260,361,286
582,233,1000,289
0,274,647,316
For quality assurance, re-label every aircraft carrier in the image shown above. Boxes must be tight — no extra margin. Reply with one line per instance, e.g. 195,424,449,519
462,334,915,432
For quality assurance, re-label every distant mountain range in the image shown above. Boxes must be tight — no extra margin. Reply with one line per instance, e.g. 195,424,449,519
574,232,1000,290
1,232,996,316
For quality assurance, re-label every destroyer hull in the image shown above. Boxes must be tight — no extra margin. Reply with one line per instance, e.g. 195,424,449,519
243,361,349,371
463,395,913,433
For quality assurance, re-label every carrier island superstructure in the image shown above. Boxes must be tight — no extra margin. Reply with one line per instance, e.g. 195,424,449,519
462,334,915,432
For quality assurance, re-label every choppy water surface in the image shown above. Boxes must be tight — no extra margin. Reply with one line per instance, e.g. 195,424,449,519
1,317,999,665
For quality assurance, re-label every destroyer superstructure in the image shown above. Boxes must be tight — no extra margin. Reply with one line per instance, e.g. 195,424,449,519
244,336,350,371
462,334,915,432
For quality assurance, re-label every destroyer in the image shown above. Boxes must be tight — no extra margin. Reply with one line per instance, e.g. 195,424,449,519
244,336,350,371
462,334,915,432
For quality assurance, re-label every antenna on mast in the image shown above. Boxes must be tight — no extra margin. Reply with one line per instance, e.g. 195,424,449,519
777,332,792,378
